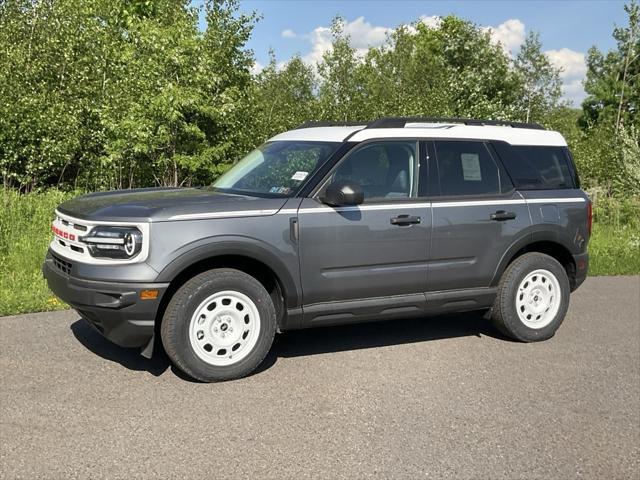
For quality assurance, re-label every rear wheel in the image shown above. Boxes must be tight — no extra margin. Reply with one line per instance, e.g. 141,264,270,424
161,268,276,382
491,252,570,342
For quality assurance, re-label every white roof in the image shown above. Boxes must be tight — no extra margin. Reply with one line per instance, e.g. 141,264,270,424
269,126,366,143
270,123,567,147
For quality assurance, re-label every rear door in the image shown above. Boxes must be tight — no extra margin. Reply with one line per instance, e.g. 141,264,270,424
297,140,430,313
426,140,531,291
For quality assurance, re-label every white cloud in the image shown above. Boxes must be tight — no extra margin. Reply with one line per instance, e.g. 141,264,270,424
344,16,392,49
302,25,333,65
484,19,526,55
281,29,297,39
250,61,263,75
418,15,442,29
545,48,587,104
545,48,587,79
301,16,392,64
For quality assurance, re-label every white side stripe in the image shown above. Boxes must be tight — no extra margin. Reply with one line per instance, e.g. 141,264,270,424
168,209,278,221
526,197,586,204
431,199,524,208
167,197,586,220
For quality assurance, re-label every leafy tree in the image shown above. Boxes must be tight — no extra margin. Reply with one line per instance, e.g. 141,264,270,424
582,0,639,131
317,17,367,121
250,52,318,141
514,31,563,123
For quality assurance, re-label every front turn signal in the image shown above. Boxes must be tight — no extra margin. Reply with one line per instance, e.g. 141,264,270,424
140,289,159,300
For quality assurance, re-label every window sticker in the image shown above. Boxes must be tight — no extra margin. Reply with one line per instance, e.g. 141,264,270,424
269,186,291,195
291,171,309,181
460,153,481,181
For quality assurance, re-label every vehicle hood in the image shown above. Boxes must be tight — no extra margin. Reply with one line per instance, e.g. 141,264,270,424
57,187,289,223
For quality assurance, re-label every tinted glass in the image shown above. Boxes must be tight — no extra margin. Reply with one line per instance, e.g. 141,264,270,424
494,144,576,189
330,142,417,200
434,141,500,196
213,141,339,197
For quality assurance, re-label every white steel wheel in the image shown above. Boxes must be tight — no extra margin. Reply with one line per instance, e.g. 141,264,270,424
515,269,561,329
188,290,261,367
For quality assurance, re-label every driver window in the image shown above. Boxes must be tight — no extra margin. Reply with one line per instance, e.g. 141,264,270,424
327,142,418,201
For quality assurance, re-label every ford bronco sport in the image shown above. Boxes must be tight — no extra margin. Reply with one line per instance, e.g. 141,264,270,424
43,117,591,382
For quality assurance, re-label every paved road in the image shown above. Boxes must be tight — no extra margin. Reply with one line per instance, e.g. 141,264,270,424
1,276,639,479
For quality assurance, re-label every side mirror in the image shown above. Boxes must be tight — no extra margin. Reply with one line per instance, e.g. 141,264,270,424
322,180,364,207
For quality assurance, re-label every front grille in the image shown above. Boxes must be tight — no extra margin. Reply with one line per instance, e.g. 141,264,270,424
52,213,92,259
60,218,88,231
51,253,72,275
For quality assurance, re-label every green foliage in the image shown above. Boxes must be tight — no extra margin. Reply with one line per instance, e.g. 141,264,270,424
0,0,259,191
250,53,318,141
514,32,563,123
581,0,639,131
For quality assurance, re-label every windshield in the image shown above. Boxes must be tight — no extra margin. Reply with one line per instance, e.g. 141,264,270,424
212,141,340,197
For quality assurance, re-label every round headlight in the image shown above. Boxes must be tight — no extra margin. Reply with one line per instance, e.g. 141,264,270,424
81,226,143,259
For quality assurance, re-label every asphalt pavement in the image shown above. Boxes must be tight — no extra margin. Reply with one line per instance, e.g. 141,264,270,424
1,276,639,479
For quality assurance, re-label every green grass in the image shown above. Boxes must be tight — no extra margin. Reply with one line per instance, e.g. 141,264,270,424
0,189,75,315
589,224,640,276
1,189,638,316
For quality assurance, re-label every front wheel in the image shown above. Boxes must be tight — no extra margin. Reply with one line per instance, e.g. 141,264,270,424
491,252,570,342
160,268,276,382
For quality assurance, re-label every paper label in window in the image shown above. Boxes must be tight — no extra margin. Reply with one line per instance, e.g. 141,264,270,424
291,171,308,181
461,153,481,181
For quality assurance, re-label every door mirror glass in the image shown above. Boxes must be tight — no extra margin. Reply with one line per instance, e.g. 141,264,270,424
322,180,364,206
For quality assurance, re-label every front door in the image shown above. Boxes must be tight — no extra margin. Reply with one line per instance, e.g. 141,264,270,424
297,140,430,320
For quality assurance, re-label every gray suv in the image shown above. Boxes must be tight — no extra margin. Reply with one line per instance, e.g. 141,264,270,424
43,117,591,382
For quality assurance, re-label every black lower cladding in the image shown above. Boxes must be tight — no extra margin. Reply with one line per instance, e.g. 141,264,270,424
572,252,589,291
43,251,169,348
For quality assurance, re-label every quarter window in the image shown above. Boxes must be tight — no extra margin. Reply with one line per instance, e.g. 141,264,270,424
495,145,576,189
434,141,500,196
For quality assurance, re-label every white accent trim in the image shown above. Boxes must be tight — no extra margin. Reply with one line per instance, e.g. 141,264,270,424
526,197,585,204
162,196,586,221
168,209,279,221
290,197,586,214
432,199,525,208
51,210,150,265
298,202,430,214
269,126,365,143
349,125,568,146
277,208,299,215
271,124,568,146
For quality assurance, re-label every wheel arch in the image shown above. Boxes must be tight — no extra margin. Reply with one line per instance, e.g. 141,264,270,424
154,240,301,331
492,236,578,290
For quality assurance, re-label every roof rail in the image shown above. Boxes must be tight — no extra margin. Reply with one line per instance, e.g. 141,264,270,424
366,117,545,130
294,121,368,129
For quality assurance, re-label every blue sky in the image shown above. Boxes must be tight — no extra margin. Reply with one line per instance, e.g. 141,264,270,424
232,0,628,104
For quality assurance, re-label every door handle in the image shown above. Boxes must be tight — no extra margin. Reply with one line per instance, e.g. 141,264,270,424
390,214,421,226
490,210,517,221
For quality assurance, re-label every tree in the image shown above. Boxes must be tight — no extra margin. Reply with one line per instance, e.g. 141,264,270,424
316,17,367,121
582,0,639,131
514,31,563,123
251,52,317,141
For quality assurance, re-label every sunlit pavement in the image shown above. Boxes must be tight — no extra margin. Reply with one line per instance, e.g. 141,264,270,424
1,276,639,479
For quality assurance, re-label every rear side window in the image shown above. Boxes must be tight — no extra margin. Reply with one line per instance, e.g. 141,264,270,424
433,141,501,196
493,144,577,190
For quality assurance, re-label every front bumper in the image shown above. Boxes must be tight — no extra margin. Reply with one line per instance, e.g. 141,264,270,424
43,251,168,348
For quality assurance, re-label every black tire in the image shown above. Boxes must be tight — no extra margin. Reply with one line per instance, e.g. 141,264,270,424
160,268,276,382
491,252,570,342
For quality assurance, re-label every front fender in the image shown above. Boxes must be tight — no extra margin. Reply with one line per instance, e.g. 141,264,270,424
155,235,301,308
